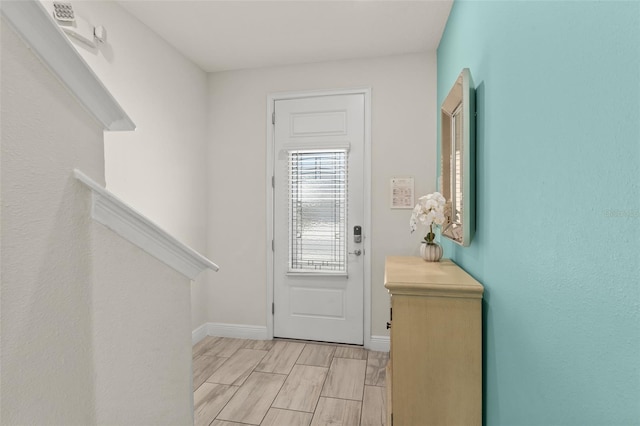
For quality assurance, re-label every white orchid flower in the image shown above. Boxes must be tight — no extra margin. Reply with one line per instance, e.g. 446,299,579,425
409,191,447,235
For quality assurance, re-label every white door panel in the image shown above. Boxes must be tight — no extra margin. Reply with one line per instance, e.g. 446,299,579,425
273,94,365,344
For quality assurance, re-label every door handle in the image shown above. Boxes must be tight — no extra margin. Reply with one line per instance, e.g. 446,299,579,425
349,249,362,256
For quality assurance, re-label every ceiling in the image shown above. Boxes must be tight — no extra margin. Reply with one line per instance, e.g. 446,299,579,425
116,1,453,73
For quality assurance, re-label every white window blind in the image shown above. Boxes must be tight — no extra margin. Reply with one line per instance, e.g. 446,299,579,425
288,150,347,273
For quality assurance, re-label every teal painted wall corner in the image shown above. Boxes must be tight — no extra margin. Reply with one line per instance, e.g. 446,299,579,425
437,1,640,424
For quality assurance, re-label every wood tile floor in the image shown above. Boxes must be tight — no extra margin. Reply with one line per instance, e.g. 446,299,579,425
193,337,388,426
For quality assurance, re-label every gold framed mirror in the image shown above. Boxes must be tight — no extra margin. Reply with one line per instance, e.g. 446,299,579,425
440,68,475,246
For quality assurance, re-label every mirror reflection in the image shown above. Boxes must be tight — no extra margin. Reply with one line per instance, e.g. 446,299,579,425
440,69,475,246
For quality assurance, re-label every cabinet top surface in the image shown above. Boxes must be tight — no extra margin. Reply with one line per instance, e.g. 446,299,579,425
384,256,483,298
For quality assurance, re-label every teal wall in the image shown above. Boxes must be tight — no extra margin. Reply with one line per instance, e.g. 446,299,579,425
437,1,640,424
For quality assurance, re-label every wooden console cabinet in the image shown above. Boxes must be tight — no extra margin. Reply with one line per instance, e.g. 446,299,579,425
384,257,484,426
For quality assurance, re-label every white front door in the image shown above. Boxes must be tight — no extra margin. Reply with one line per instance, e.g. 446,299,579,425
273,94,365,344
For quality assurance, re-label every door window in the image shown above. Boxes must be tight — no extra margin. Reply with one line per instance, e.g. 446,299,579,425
288,149,347,273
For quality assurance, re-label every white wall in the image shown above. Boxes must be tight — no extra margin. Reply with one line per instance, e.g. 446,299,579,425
90,224,193,425
1,21,104,424
42,0,211,329
1,18,193,424
207,53,438,337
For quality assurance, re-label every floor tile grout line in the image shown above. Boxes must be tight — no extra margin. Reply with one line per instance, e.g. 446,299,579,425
293,342,307,365
213,342,286,424
254,340,306,375
201,356,233,386
196,338,386,426
255,374,288,426
207,339,257,425
319,395,366,403
196,383,239,426
213,384,240,426
358,350,369,426
269,406,319,415
210,339,300,425
296,342,336,369
308,345,336,423
195,353,231,359
268,342,319,420
203,348,269,388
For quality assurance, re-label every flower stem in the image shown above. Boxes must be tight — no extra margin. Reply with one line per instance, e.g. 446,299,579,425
425,224,435,244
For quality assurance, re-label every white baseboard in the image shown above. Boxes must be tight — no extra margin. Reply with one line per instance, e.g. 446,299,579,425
192,323,208,345
193,323,388,351
207,322,269,340
368,335,390,352
192,322,269,345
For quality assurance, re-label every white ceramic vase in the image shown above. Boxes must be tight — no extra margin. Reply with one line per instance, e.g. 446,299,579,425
420,241,443,262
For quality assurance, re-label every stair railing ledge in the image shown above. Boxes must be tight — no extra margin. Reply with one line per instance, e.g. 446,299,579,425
0,0,135,131
74,169,219,280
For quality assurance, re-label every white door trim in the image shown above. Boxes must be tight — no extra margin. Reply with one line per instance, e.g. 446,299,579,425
266,87,372,348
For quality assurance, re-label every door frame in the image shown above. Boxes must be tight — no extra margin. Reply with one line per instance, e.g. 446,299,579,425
266,87,372,347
